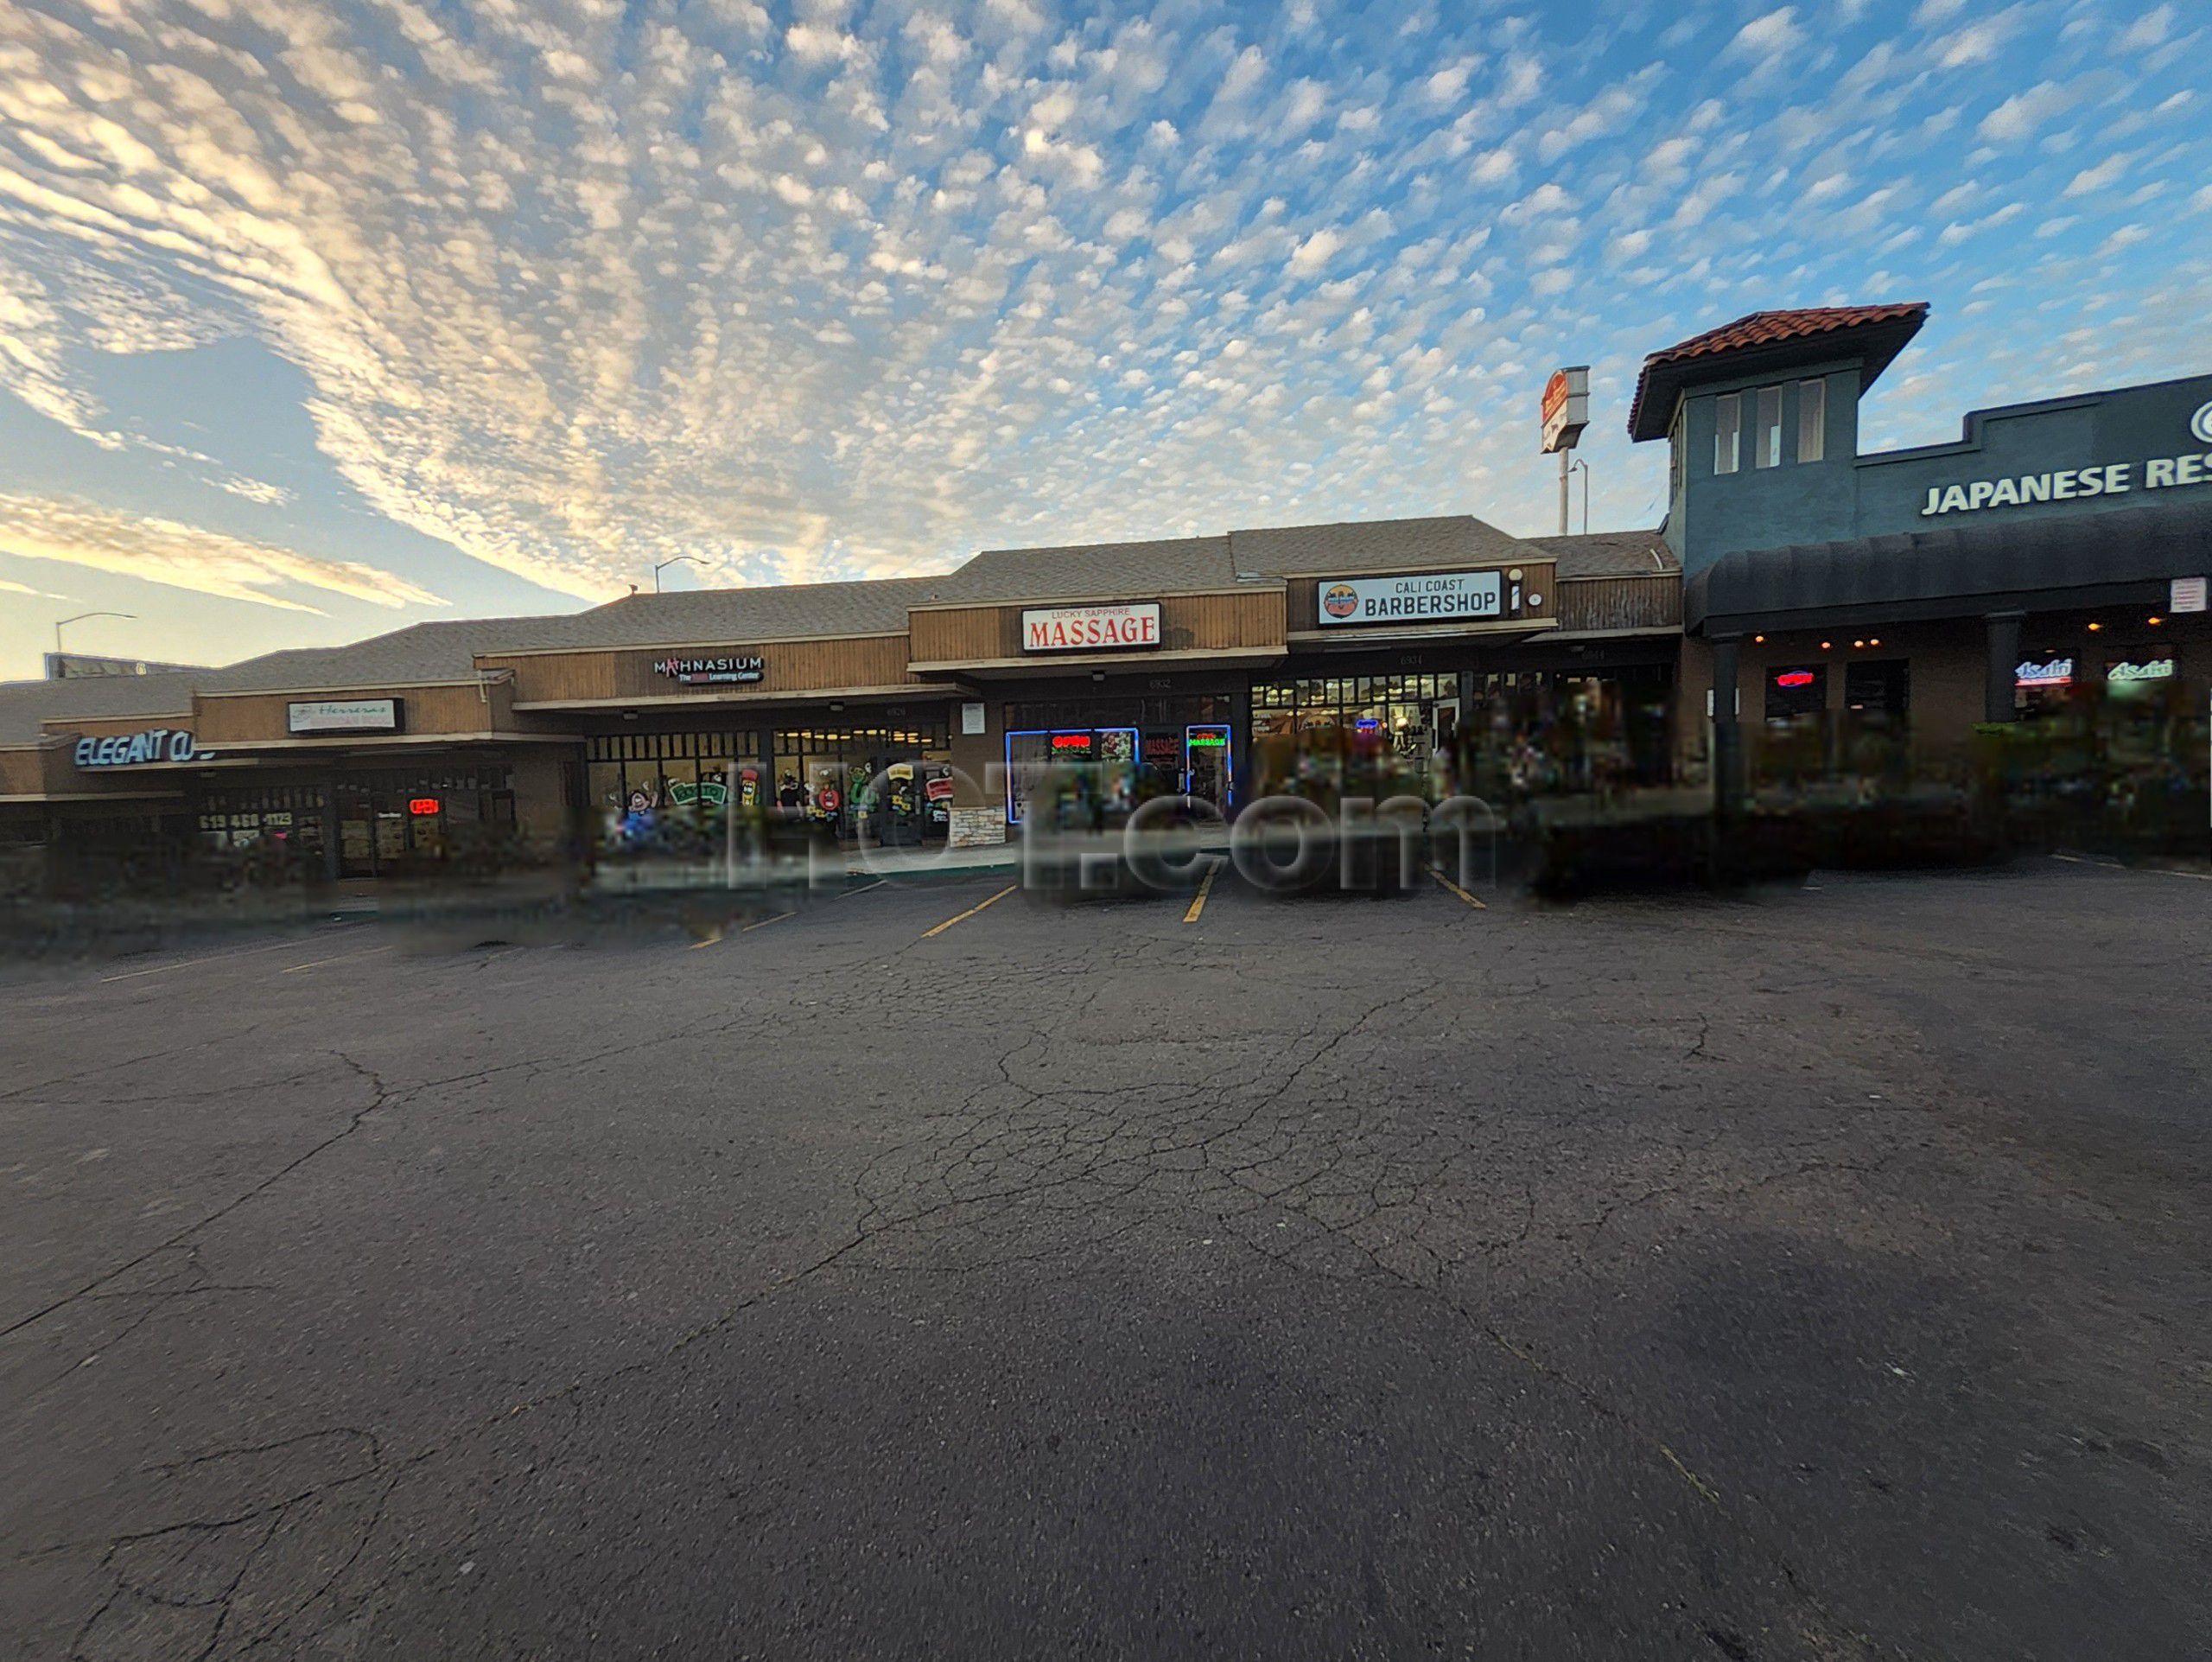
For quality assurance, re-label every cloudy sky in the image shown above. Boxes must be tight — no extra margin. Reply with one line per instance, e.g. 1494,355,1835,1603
0,0,2204,677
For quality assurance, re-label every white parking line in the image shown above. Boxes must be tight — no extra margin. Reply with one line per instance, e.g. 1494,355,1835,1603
279,946,395,975
100,937,340,984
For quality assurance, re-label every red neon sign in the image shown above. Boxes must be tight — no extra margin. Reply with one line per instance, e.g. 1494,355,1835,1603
408,797,442,816
1774,671,1816,689
1050,732,1094,752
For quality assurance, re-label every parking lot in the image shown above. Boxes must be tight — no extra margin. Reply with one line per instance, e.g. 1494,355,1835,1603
3,858,2208,1659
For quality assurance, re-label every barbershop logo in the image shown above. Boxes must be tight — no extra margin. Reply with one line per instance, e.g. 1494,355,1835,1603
1322,583,1360,620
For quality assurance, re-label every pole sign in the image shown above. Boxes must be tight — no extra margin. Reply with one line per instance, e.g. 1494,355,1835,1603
1317,570,1503,627
74,728,208,767
1020,602,1161,653
1540,366,1590,454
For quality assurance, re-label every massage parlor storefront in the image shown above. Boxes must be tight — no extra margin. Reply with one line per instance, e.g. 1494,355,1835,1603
910,557,1680,840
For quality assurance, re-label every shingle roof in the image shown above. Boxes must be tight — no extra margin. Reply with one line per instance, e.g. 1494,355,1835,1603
1628,302,1929,440
930,536,1236,603
6,513,1609,737
935,515,1550,597
0,671,200,746
474,577,948,651
1226,515,1535,576
1521,530,1679,578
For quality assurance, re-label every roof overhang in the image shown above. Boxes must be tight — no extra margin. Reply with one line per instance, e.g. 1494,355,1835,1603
512,684,930,713
1283,620,1559,651
1685,498,2212,635
1629,305,1928,442
911,646,1285,679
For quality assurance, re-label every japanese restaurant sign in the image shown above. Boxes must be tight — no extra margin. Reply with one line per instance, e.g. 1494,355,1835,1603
1020,602,1161,653
1317,570,1503,627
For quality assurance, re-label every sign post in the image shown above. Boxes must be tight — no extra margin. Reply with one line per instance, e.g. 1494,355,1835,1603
1540,366,1591,535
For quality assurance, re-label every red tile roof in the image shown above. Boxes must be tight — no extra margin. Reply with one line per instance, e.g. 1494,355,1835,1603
1628,302,1929,440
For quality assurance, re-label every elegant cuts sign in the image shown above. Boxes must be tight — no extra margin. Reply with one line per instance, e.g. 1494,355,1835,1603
1919,401,2212,519
75,728,207,767
652,653,764,685
288,698,401,734
1317,570,1503,627
1020,602,1161,653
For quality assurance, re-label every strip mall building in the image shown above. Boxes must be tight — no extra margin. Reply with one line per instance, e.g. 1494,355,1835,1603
3,302,2206,882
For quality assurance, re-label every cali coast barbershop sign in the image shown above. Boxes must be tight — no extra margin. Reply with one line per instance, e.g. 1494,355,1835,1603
1020,602,1161,653
76,728,208,768
1919,400,2212,519
1318,570,1502,627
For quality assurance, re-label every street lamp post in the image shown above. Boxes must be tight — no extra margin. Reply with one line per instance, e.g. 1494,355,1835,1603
652,557,716,593
54,611,137,658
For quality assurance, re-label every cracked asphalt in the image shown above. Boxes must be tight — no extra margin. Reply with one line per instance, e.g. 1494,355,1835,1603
2,858,2208,1660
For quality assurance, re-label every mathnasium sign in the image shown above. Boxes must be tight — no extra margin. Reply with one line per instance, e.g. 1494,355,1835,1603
1316,570,1503,627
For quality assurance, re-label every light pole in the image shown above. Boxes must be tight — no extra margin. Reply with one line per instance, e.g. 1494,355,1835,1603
652,557,716,593
54,611,136,656
1568,458,1591,535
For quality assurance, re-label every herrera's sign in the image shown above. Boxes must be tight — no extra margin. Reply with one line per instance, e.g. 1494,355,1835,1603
1020,602,1161,653
288,697,401,734
1317,570,1503,627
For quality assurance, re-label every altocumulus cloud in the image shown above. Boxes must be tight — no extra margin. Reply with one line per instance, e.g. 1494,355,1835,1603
0,0,2204,595
0,494,445,614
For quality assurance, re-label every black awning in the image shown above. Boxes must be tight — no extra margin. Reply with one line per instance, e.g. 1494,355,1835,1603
1685,498,2212,634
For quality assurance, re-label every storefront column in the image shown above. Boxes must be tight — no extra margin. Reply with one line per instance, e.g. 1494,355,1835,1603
1710,634,1744,817
320,774,341,882
1228,680,1253,817
1984,611,2024,723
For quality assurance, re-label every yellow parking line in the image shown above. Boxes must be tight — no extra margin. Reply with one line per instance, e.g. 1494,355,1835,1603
1429,866,1486,908
921,884,1017,939
1182,858,1222,924
280,946,395,975
741,911,793,932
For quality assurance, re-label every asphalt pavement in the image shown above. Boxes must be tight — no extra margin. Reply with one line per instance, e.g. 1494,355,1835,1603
2,858,2207,1660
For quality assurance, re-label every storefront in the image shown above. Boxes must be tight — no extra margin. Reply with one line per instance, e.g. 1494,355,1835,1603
1634,303,2210,816
5,514,1688,883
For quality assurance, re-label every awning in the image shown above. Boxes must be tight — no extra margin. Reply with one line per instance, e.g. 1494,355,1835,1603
1685,498,2212,634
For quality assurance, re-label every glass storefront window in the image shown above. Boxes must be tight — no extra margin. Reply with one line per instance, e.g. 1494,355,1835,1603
1252,670,1672,806
587,730,766,856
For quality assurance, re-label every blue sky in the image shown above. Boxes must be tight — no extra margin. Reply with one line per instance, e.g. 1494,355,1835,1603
0,0,2204,677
